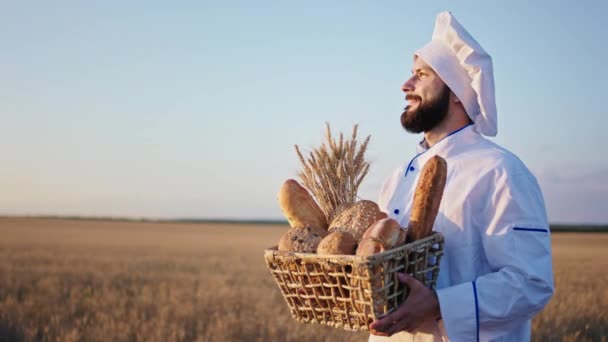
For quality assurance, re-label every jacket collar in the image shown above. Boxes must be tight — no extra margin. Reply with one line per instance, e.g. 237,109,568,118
411,123,480,169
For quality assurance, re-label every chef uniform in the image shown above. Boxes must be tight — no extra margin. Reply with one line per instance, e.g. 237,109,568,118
370,12,554,342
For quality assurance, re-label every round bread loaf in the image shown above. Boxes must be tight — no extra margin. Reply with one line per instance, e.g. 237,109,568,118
362,218,406,249
328,200,387,241
317,231,357,255
352,236,386,314
356,218,405,256
278,179,328,230
355,237,384,256
278,225,328,253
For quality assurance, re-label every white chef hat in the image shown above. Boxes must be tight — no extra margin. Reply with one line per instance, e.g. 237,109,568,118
415,11,497,136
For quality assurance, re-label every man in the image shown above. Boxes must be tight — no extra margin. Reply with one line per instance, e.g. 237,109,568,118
369,12,554,341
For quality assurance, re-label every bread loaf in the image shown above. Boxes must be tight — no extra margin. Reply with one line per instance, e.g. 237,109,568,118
361,218,405,249
329,200,387,241
278,225,328,253
406,155,447,242
328,202,354,224
354,238,384,256
278,179,328,230
353,218,405,315
356,218,405,256
317,231,357,255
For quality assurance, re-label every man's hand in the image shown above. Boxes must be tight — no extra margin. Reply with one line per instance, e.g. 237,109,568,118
369,273,441,337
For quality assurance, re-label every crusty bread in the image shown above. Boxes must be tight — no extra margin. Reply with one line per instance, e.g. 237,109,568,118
353,235,386,315
317,231,357,255
278,225,328,253
328,200,387,241
356,218,405,256
353,218,407,315
361,218,406,249
355,237,384,256
406,155,447,242
278,179,328,230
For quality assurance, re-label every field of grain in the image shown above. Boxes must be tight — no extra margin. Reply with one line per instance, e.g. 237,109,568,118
0,218,606,341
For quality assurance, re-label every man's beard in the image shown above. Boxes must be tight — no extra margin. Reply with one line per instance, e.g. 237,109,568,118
400,85,451,133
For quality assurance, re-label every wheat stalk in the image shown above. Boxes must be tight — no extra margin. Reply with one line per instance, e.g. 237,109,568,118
295,122,371,220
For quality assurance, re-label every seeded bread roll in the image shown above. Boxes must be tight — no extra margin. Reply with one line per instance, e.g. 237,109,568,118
328,202,354,224
278,179,328,230
278,225,329,253
406,155,447,242
328,200,388,241
317,231,357,255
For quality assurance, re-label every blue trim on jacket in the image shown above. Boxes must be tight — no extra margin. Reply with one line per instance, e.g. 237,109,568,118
473,280,480,342
403,123,474,178
513,227,549,233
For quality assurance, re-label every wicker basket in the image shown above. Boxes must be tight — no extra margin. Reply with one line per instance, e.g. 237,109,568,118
264,231,444,331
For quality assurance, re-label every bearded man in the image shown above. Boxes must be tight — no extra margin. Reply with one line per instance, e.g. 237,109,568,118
369,12,554,342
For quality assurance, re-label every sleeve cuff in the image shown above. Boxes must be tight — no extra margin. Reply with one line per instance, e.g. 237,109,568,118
436,281,479,342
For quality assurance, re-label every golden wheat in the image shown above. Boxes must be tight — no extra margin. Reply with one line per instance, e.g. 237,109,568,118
295,123,371,220
0,219,606,342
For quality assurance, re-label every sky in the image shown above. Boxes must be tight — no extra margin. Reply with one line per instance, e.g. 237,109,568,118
1,1,607,224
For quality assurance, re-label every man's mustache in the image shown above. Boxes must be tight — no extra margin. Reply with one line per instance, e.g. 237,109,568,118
406,94,422,102
404,94,422,111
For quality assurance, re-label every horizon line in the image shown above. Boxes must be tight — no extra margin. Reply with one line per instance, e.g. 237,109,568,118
1,214,608,229
0,214,288,225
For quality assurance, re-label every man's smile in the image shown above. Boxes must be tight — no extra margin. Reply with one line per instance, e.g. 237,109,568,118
406,95,421,108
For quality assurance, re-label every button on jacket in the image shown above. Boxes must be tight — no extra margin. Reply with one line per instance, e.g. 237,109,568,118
370,125,554,342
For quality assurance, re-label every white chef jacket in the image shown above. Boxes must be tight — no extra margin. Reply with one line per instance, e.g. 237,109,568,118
370,124,554,342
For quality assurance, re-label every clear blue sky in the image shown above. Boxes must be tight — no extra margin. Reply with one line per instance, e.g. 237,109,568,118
1,1,607,224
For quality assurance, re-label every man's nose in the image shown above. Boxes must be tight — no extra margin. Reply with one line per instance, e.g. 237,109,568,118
401,77,415,93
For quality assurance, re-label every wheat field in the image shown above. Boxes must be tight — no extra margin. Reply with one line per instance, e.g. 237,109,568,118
0,218,606,341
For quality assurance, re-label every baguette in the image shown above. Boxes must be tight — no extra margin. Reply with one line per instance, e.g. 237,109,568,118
406,155,447,242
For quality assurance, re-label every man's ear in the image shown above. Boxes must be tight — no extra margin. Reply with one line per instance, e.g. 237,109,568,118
450,91,461,104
